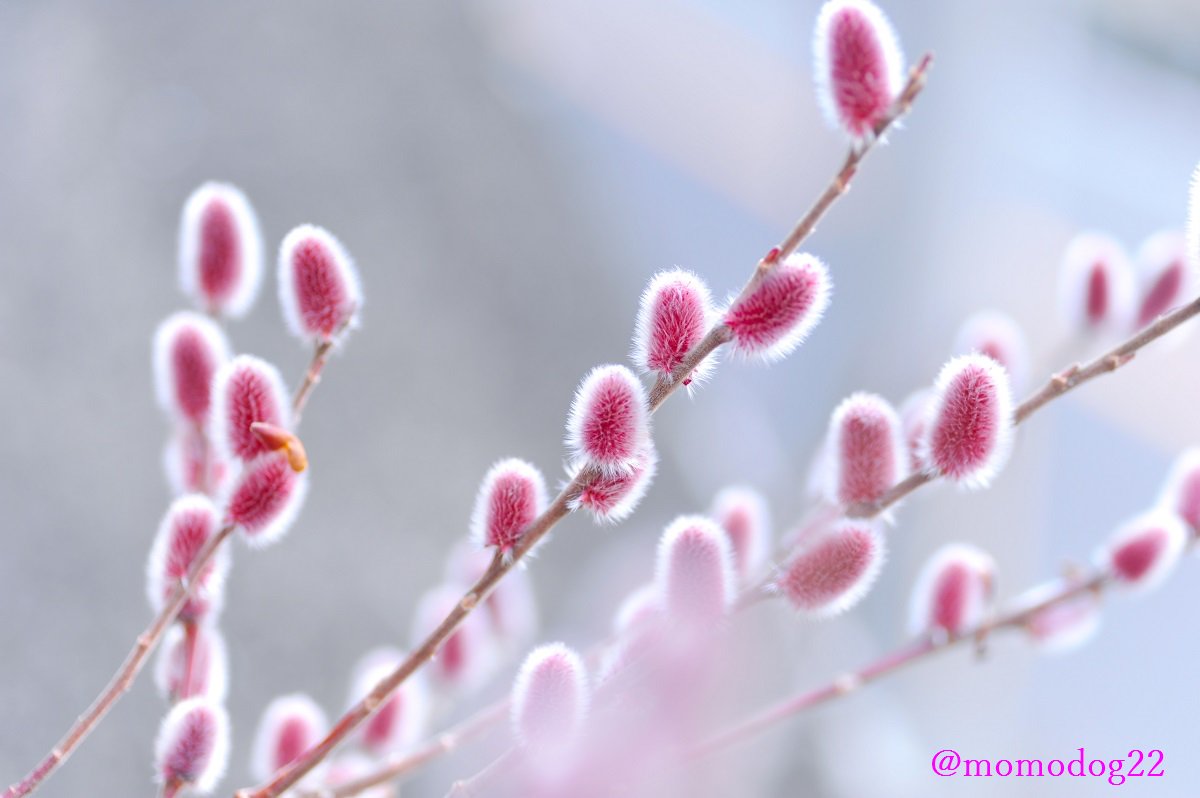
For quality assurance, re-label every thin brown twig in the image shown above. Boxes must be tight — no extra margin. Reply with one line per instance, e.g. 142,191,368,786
688,569,1110,759
846,293,1200,518
2,524,235,798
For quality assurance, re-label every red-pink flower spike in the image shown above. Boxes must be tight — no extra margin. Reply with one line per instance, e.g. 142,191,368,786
153,312,232,425
155,698,230,795
347,648,431,756
412,584,497,693
446,542,539,649
278,224,362,342
899,388,935,473
1098,509,1188,593
1025,581,1102,653
224,451,309,547
723,253,832,361
163,425,228,497
822,392,907,506
209,355,292,465
179,182,264,318
654,515,736,625
813,0,904,140
776,520,885,617
146,495,232,623
569,442,658,523
631,269,717,387
710,486,771,581
251,694,329,783
1157,447,1200,532
1058,232,1135,333
952,310,1030,395
922,354,1014,489
511,643,590,756
908,543,995,637
565,364,651,473
470,458,548,557
1134,230,1193,330
154,623,229,703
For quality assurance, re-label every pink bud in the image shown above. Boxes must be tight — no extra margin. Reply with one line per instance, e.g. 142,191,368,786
209,355,292,465
154,623,229,703
776,519,885,617
1099,509,1188,593
1134,230,1193,330
613,584,662,635
1158,447,1200,532
446,541,539,649
412,584,497,693
654,515,736,624
821,392,907,506
908,543,995,637
569,442,658,524
153,312,232,425
179,182,264,318
470,458,548,557
1058,232,1135,333
952,310,1030,395
155,698,230,795
723,253,832,361
224,451,309,547
511,643,589,755
813,0,905,139
1025,581,1102,653
347,648,431,756
146,495,231,623
898,388,935,473
710,486,771,581
565,365,651,473
278,224,362,342
251,694,328,782
921,354,1014,488
163,425,228,497
631,269,717,386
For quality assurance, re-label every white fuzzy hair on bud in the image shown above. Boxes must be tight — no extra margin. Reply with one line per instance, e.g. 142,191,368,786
631,269,717,388
146,494,231,623
1098,509,1188,594
154,698,230,795
1058,232,1136,334
469,458,548,557
565,364,652,475
710,486,771,582
346,647,432,756
179,181,264,318
776,519,885,618
654,515,737,625
921,354,1015,489
154,623,229,703
278,224,363,343
907,543,995,638
208,355,293,466
820,392,908,507
813,0,904,140
1157,447,1200,532
510,643,590,757
250,693,329,783
568,442,658,524
153,311,232,426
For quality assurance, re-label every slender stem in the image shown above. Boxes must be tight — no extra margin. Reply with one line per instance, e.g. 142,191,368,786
292,340,334,425
180,620,199,701
2,524,234,798
846,293,1200,519
236,56,935,798
689,570,1109,759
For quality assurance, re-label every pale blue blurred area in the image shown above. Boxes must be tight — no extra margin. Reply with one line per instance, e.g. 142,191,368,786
3,0,1200,795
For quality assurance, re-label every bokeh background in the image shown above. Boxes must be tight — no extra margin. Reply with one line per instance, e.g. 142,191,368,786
3,0,1200,795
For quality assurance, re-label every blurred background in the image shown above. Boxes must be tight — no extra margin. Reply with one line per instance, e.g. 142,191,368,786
2,0,1200,795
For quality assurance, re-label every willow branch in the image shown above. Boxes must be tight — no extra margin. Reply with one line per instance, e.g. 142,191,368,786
689,569,1111,759
846,293,1200,518
2,524,235,798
